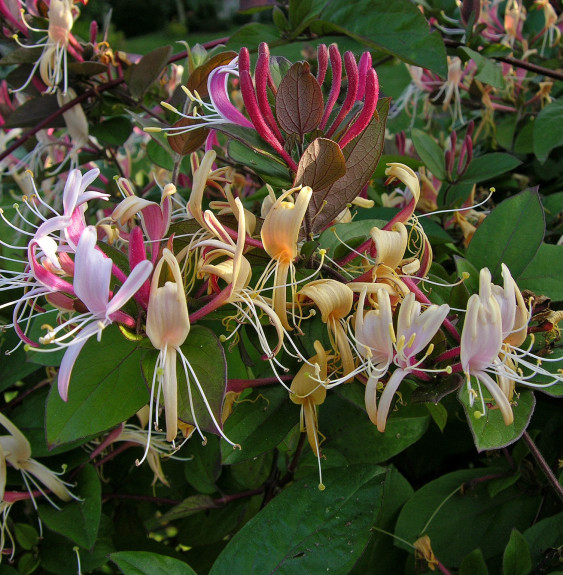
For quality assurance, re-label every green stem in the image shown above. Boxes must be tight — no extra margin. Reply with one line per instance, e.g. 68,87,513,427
523,431,563,502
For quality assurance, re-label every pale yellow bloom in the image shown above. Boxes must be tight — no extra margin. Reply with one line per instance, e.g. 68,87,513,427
260,185,313,330
298,279,355,378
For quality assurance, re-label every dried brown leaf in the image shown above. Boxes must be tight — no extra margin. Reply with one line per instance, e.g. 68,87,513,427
307,98,390,234
294,138,346,192
186,51,238,99
275,61,323,137
168,118,210,155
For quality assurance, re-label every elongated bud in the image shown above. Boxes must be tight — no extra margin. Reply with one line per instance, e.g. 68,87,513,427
460,0,481,26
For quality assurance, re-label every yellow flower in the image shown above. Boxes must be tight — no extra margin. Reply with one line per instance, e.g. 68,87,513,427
146,248,191,442
290,340,328,490
260,185,312,330
298,279,355,379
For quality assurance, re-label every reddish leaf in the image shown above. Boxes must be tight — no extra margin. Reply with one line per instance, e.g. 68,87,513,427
294,138,346,192
168,118,210,155
186,51,238,99
128,45,173,100
308,97,390,233
275,61,324,137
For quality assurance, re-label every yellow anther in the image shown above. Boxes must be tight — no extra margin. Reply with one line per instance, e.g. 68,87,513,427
318,483,326,491
396,334,406,352
445,366,452,374
473,410,484,419
160,101,179,114
407,333,417,348
426,343,434,355
388,323,396,344
144,127,162,133
461,272,470,280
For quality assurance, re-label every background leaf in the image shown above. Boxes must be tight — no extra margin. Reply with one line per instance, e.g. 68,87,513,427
503,530,532,575
311,0,447,76
395,468,541,567
39,465,101,549
533,99,563,163
110,551,197,575
210,465,389,575
466,189,545,280
458,153,522,183
127,46,173,100
518,243,563,301
411,129,446,181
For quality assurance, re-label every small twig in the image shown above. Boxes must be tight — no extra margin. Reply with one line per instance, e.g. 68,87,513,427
523,431,563,502
442,38,563,82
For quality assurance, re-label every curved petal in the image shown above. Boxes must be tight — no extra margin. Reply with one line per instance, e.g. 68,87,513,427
57,322,100,401
377,368,408,432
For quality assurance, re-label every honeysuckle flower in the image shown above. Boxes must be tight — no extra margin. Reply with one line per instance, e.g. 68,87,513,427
260,185,312,330
0,168,109,348
56,88,89,169
13,0,77,94
112,178,177,262
298,279,356,379
384,163,433,278
145,248,191,442
460,267,514,424
195,199,284,360
356,289,449,431
0,412,76,505
355,288,394,382
144,248,238,453
44,226,153,401
290,340,328,490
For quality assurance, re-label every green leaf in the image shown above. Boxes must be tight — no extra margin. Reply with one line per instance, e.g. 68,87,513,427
221,386,297,464
39,465,101,549
349,467,414,574
0,331,41,392
38,514,114,574
14,524,39,551
227,139,292,188
458,153,522,183
518,243,563,301
458,47,505,89
523,512,563,566
503,529,532,575
184,435,221,494
459,548,489,575
210,465,388,575
312,0,447,76
466,189,545,281
110,551,197,575
149,494,216,527
395,468,541,567
46,326,148,447
321,388,430,464
226,23,281,51
411,129,446,181
459,388,535,451
91,117,133,147
128,46,173,100
533,99,563,163
318,218,386,257
147,139,174,171
142,325,227,437
2,95,65,130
